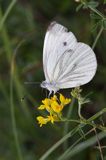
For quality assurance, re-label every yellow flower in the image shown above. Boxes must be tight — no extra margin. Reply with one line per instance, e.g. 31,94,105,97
51,101,63,113
37,115,59,127
42,98,51,106
36,116,49,127
60,94,71,106
38,105,45,110
38,98,51,112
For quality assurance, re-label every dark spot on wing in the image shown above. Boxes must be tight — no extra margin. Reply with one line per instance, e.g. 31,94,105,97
71,64,77,71
68,49,73,53
47,21,56,31
63,42,67,46
74,64,77,67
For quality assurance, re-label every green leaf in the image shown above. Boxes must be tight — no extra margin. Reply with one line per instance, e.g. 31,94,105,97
88,1,99,8
90,13,101,20
83,3,89,9
58,131,106,160
76,3,83,12
103,19,106,29
83,1,99,9
104,0,106,4
91,20,102,32
78,128,86,139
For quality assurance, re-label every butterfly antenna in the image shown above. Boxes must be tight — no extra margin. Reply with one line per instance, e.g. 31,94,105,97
57,91,60,95
48,91,53,98
41,88,44,96
24,82,41,88
45,89,48,98
24,82,40,85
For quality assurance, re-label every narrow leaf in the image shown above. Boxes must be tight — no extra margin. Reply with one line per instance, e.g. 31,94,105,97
88,1,99,8
76,3,83,12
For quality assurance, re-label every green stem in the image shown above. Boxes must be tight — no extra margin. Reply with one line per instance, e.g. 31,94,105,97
0,0,17,31
81,1,104,50
39,106,106,160
63,107,106,131
88,6,104,19
59,131,106,160
0,8,12,61
81,108,106,131
92,25,104,49
63,97,75,150
86,121,106,132
77,103,106,132
58,128,94,160
78,102,84,120
39,125,82,160
88,108,106,122
81,1,105,18
62,119,80,124
93,127,104,160
0,7,23,160
10,59,23,160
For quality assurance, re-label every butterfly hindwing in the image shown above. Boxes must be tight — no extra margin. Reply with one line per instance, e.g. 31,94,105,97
54,43,97,88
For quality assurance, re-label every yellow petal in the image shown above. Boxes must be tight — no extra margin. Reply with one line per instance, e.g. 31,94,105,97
45,105,51,113
41,98,52,113
60,94,65,104
36,116,49,127
42,98,51,106
64,98,71,105
38,105,45,110
51,101,63,113
47,115,54,123
47,114,60,123
51,95,57,101
60,94,71,106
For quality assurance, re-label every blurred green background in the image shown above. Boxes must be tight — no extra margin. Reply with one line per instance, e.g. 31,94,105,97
0,0,106,160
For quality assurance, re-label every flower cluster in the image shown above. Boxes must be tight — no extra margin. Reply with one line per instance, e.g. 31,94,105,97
36,94,71,127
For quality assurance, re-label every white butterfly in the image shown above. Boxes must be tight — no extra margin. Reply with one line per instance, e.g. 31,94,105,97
41,22,97,94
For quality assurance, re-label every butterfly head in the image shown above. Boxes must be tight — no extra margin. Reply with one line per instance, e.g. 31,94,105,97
41,81,59,94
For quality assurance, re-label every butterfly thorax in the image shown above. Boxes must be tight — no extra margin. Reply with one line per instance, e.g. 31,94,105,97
41,81,59,94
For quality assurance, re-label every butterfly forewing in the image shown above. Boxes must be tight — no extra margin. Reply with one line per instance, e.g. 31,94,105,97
43,22,77,82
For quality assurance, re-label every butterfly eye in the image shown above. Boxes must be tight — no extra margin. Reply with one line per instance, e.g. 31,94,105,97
63,42,67,46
